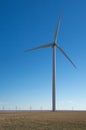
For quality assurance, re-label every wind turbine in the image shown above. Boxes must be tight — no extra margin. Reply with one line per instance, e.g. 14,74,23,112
24,13,76,112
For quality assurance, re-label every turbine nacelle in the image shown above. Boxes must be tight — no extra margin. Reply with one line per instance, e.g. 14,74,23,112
52,43,57,47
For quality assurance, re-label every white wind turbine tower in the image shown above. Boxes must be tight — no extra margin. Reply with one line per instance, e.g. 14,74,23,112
25,13,76,112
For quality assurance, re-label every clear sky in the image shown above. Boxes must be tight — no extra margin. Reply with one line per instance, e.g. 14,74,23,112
0,0,86,110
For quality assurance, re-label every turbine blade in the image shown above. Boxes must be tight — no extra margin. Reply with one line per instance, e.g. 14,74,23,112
54,12,62,43
24,43,53,52
56,44,76,68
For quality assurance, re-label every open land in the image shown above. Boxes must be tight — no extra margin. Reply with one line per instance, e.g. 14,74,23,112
0,111,86,130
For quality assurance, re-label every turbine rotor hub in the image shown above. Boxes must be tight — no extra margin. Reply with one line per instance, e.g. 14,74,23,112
52,43,56,46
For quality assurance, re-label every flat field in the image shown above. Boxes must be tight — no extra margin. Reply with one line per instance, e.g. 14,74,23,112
0,111,86,130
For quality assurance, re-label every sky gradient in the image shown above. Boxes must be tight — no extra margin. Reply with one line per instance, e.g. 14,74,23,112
0,0,86,110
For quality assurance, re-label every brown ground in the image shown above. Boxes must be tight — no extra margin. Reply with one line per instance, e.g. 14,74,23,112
0,111,86,130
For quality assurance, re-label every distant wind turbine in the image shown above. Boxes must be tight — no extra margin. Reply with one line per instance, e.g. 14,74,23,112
24,13,76,112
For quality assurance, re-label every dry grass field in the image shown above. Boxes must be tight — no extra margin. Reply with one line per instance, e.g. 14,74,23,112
0,111,86,130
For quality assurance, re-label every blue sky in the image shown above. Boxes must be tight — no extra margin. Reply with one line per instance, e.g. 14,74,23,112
0,0,86,110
